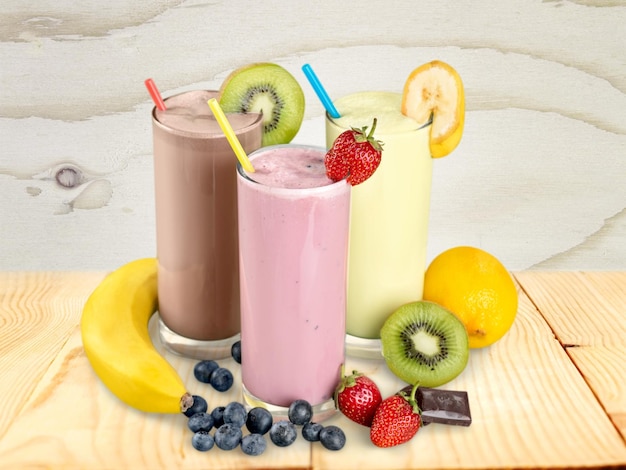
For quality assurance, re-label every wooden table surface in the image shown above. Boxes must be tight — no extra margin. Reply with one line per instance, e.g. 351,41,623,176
0,270,624,469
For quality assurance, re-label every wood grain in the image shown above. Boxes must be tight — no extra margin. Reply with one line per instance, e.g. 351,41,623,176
314,279,626,469
514,271,626,346
568,346,626,441
0,293,312,469
1,0,625,272
0,271,105,438
1,272,624,469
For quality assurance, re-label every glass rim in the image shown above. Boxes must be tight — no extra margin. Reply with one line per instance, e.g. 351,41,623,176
151,90,264,139
236,144,349,194
325,109,433,132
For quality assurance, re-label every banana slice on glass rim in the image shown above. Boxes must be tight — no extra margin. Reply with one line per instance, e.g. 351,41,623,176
401,60,465,158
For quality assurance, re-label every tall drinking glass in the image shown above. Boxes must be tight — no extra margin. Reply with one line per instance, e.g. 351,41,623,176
152,90,263,359
237,144,350,421
325,91,433,358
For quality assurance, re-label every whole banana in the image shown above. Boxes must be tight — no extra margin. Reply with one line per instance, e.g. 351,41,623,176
81,257,193,414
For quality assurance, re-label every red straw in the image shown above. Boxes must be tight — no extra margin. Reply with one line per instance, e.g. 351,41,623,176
144,78,166,111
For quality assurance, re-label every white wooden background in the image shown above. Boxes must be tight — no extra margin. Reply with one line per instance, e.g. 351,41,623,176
1,0,624,272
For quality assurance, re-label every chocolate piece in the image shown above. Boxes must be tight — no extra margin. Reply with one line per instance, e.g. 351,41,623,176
400,385,472,426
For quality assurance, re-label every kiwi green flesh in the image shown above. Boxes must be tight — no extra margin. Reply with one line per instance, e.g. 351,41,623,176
219,63,305,147
380,301,469,388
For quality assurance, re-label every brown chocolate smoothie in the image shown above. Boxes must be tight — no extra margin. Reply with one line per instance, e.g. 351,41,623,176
152,90,263,342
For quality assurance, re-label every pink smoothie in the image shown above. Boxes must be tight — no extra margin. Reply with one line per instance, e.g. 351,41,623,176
237,145,350,408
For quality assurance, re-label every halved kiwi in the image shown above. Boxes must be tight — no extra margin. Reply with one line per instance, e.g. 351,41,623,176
219,63,305,146
380,301,469,387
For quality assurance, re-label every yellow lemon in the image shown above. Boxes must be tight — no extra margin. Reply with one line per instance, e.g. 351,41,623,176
423,246,518,348
401,60,465,158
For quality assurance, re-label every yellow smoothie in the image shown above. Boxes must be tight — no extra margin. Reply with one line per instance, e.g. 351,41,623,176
326,91,432,340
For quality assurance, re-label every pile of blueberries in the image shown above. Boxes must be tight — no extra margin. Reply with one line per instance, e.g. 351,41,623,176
184,340,346,456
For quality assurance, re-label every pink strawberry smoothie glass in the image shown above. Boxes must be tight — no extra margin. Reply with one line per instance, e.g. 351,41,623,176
237,144,350,421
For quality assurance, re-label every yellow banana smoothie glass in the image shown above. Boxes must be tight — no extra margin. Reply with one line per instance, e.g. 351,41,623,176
326,91,432,358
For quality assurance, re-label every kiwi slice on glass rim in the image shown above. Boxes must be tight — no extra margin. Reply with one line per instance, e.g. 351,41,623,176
219,63,305,146
380,301,469,388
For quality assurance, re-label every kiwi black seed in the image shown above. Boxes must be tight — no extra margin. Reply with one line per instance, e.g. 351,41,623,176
218,63,305,147
380,300,469,387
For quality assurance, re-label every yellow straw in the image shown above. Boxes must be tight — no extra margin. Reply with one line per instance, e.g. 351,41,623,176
207,98,255,173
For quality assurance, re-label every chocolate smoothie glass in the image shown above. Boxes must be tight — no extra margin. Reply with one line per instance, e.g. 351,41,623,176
152,90,263,359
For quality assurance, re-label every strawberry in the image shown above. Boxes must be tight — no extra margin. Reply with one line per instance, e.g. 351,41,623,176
370,384,421,448
325,118,383,185
324,147,350,183
334,370,382,427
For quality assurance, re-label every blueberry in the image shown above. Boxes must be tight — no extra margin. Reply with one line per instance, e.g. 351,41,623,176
214,423,242,451
193,360,219,383
231,340,242,364
183,395,208,417
211,406,225,428
240,433,266,456
223,402,247,428
210,367,234,392
319,425,346,451
191,430,214,452
269,421,297,447
302,422,323,442
246,407,273,435
187,412,214,432
288,399,313,425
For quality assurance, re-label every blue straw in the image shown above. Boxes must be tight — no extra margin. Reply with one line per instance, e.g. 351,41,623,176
301,64,340,119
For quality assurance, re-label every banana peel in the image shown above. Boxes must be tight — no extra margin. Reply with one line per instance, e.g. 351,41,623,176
81,258,192,414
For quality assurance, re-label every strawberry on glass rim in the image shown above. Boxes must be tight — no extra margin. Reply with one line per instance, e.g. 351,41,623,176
325,118,383,185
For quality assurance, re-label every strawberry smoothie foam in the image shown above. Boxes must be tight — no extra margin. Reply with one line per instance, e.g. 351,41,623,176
237,145,350,415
